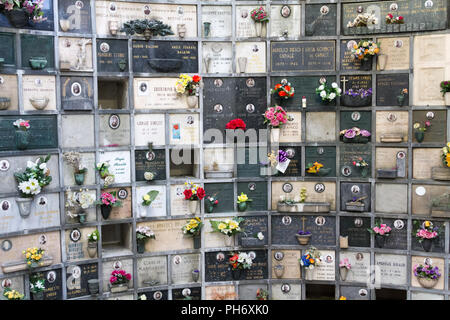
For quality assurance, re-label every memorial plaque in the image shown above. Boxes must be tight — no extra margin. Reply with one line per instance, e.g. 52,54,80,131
139,289,168,301
237,216,268,247
136,185,166,218
22,75,57,111
102,259,133,292
377,37,410,70
412,184,450,216
172,287,201,300
59,37,93,72
65,226,97,261
236,6,266,38
305,4,337,36
0,116,58,151
137,256,168,288
204,216,237,248
305,146,336,177
376,74,409,106
339,144,371,178
99,114,130,147
270,5,301,38
341,75,372,93
340,286,370,300
202,6,232,38
235,77,267,130
206,285,237,300
204,183,234,213
61,115,94,148
236,146,268,178
340,217,371,247
412,148,441,180
341,111,371,132
134,114,166,146
340,182,371,212
169,114,199,145
305,112,336,142
340,39,364,71
274,146,301,177
375,147,408,173
379,218,408,250
202,42,233,74
98,151,131,184
375,254,407,286
271,283,301,300
270,41,335,72
134,78,186,110
61,76,94,110
97,39,128,73
238,284,264,300
309,250,335,281
0,0,54,30
138,220,192,252
279,112,302,143
204,147,234,173
411,292,444,300
237,182,267,212
21,35,54,69
102,187,132,220
66,263,98,299
411,220,445,253
376,111,409,143
171,254,201,284
170,184,193,215
135,149,166,182
412,110,447,143
0,33,15,66
271,250,300,279
132,41,198,74
58,0,92,34
31,269,62,300
271,76,337,110
411,255,445,290
0,74,18,110
235,42,266,73
340,251,370,283
375,183,408,214
0,275,24,299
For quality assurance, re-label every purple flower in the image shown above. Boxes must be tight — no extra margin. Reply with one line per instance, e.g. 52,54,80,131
344,129,356,139
297,230,311,235
360,129,371,137
277,150,288,163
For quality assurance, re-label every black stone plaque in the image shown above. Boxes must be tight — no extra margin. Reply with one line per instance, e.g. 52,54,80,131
270,41,336,72
305,4,337,36
274,146,301,177
236,146,268,178
135,149,166,181
340,286,370,300
0,32,15,66
340,182,371,212
31,268,63,300
340,111,372,131
0,116,58,151
341,75,372,92
61,77,94,110
340,216,371,247
339,144,371,178
139,289,168,300
21,35,55,69
383,218,407,250
235,77,267,130
340,40,364,71
412,220,445,253
58,0,92,34
237,182,267,212
172,287,201,300
237,216,268,247
97,39,128,73
66,263,98,299
0,0,54,31
204,182,234,213
132,41,198,73
412,110,447,143
305,146,336,177
305,215,336,246
376,74,409,106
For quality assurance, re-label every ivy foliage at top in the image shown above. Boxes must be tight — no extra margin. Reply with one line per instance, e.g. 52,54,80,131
120,19,174,37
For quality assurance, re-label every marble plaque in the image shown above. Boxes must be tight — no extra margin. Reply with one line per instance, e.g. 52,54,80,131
138,219,192,252
99,114,130,147
271,283,301,300
0,275,24,300
133,78,186,110
377,37,410,70
376,74,409,106
170,184,192,215
136,185,166,218
340,182,371,212
169,114,199,145
66,227,95,262
102,258,133,292
137,256,167,288
412,148,441,180
64,189,97,225
308,250,335,281
339,144,371,178
238,284,265,301
305,146,337,177
340,39,364,71
61,76,94,111
66,263,98,299
61,115,95,148
58,0,92,34
139,289,168,300
204,217,236,248
0,74,18,111
22,75,57,111
96,39,128,73
134,114,166,146
235,42,266,73
339,251,370,284
63,152,96,187
135,149,166,181
305,4,336,36
203,147,234,172
171,254,201,284
98,151,131,184
58,37,93,71
271,250,301,279
0,33,15,67
205,285,236,300
375,148,408,172
203,183,234,213
279,112,302,143
237,216,268,247
375,254,407,286
102,187,132,220
202,6,232,38
376,111,408,143
340,217,371,247
306,112,336,142
202,42,233,74
172,287,201,300
31,269,62,300
411,256,444,290
375,184,408,214
236,6,267,38
237,182,267,212
410,292,444,300
412,184,450,216
340,286,370,300
412,110,447,143
21,34,54,69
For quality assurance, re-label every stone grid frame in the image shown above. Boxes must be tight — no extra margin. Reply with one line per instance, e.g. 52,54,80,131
0,0,449,300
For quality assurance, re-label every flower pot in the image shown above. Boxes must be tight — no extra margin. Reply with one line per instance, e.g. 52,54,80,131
360,166,369,178
29,97,49,110
339,267,349,281
193,235,201,249
108,21,119,35
31,291,44,300
203,22,211,37
137,239,146,254
109,283,129,293
0,97,11,110
271,128,280,143
342,135,370,144
309,168,331,177
255,22,262,37
205,201,215,213
87,242,97,258
377,54,387,70
188,200,199,214
238,202,248,212
417,277,438,289
5,10,29,28
29,57,48,70
143,29,152,41
397,94,406,107
118,59,127,72
375,235,385,248
59,19,71,32
203,57,211,73
421,239,433,252
88,279,99,295
360,56,373,71
78,210,87,224
340,95,372,107
74,172,85,185
16,197,33,218
296,234,311,245
237,57,247,73
304,268,314,281
100,205,112,220
415,131,425,143
15,130,30,150
224,235,234,247
186,95,198,108
274,265,284,278
231,268,242,280
445,92,450,106
192,271,200,282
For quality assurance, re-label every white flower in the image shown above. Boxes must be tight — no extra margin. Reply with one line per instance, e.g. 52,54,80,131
27,161,36,169
140,294,147,300
318,85,324,91
257,232,264,240
329,92,336,100
18,181,32,194
337,88,342,94
31,185,41,195
39,163,47,170
320,90,327,98
309,265,314,270
331,82,338,88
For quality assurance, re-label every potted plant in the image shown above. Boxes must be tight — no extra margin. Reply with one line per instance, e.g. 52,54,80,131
250,7,269,37
14,154,52,218
183,181,206,214
136,226,156,254
440,80,450,105
140,190,159,218
204,195,219,213
352,157,369,177
413,264,441,289
63,152,88,185
306,162,331,176
3,288,24,300
263,106,289,143
181,217,203,249
23,247,45,269
339,258,351,281
109,269,131,293
87,229,99,258
256,288,268,300
192,269,200,282
29,275,45,300
316,78,341,104
95,192,122,220
271,80,294,103
12,119,30,150
350,40,380,70
413,120,431,143
296,230,311,245
0,0,47,28
229,252,253,280
397,88,408,106
237,192,252,212
341,88,372,107
367,221,392,248
65,188,96,224
120,19,174,40
340,127,371,143
210,217,244,247
414,220,439,252
175,74,202,108
299,247,321,281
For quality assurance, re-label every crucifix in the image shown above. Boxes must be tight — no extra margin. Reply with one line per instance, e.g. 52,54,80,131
341,76,349,93
301,216,307,231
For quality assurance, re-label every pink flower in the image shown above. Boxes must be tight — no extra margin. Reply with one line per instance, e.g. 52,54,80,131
265,111,274,120
276,112,285,121
110,276,117,284
379,230,385,235
271,119,279,127
4,1,14,11
425,121,431,127
125,273,131,280
269,107,275,113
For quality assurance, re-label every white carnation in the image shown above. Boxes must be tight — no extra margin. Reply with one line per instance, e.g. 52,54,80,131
39,163,47,170
257,232,264,240
318,85,324,91
27,161,36,168
337,88,342,93
320,90,327,98
331,82,338,88
329,92,336,100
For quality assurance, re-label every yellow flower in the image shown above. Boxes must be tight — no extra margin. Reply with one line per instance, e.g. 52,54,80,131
238,193,248,202
26,253,30,259
424,221,431,227
413,123,420,129
229,221,238,229
143,194,150,201
218,223,226,230
447,142,450,148
27,261,31,265
36,256,41,261
339,296,347,300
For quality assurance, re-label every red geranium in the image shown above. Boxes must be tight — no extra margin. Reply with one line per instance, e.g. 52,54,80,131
278,91,287,97
183,189,193,200
226,118,246,131
193,75,201,83
196,187,206,200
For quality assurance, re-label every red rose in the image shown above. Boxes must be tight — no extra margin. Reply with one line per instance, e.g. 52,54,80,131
183,189,193,200
279,91,287,97
214,200,219,204
398,16,403,20
196,187,206,200
284,85,291,91
234,118,246,130
173,124,179,130
193,75,201,82
388,13,393,18
274,84,282,90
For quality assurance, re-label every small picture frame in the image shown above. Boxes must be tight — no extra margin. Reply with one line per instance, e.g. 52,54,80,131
280,5,291,18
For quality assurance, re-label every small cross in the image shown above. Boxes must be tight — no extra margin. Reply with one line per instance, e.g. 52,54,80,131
301,216,307,231
341,76,349,93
